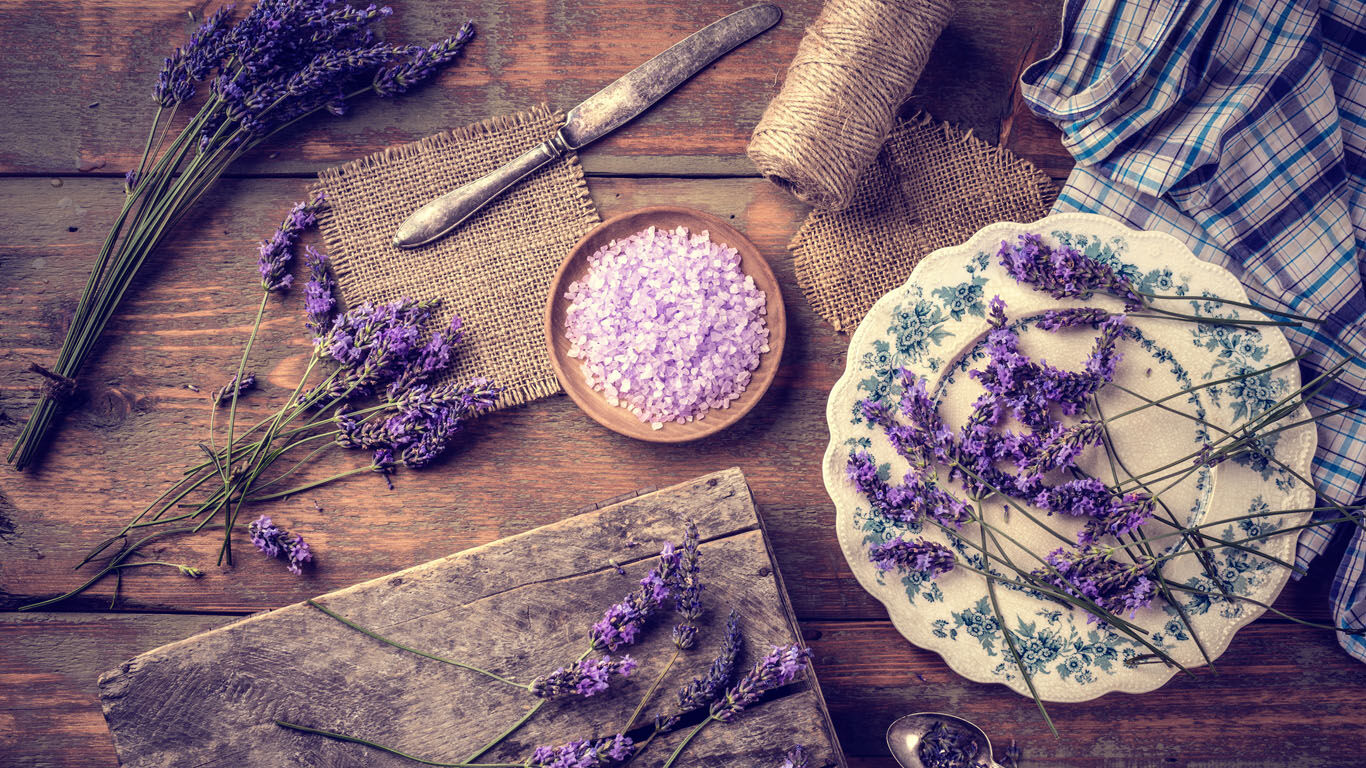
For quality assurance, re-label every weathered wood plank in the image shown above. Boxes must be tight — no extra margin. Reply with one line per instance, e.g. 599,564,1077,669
93,469,845,768
0,0,1061,176
5,613,1366,768
0,175,1343,627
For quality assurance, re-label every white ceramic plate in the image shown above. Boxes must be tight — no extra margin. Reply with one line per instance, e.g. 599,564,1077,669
823,213,1316,702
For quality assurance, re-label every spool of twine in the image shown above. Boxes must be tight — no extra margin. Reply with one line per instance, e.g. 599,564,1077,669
748,0,956,210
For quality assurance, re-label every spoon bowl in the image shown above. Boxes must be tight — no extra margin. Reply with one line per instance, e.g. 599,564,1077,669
886,712,1002,768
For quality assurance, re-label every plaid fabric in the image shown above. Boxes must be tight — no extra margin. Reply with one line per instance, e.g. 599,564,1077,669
1021,0,1366,660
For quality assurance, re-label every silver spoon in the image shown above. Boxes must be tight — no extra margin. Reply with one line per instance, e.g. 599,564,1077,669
886,712,1004,768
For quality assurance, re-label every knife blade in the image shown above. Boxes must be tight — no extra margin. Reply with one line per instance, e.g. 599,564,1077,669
392,3,782,249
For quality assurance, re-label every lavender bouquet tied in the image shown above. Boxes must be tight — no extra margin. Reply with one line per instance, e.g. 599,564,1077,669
8,1,475,471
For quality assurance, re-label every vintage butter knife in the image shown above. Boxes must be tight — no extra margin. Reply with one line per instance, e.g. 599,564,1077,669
391,3,782,249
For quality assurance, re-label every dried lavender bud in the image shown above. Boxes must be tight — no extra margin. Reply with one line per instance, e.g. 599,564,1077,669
672,623,697,650
917,721,980,768
998,233,1143,310
373,22,476,96
527,735,635,768
590,569,671,651
658,518,703,620
780,745,810,768
302,245,335,333
154,5,232,106
1034,544,1156,621
213,372,257,403
257,192,325,293
247,515,312,575
868,537,955,578
1036,306,1114,331
677,609,743,712
529,655,637,700
709,642,813,722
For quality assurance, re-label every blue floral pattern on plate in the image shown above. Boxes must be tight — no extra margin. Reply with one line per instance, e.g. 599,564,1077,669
824,214,1317,702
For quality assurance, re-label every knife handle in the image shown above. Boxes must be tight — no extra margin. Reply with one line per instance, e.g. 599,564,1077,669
392,130,574,249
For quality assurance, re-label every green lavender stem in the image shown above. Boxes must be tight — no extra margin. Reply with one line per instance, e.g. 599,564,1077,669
273,721,521,767
306,600,528,689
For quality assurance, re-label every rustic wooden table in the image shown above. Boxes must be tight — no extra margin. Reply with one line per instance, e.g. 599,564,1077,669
2,1,1364,766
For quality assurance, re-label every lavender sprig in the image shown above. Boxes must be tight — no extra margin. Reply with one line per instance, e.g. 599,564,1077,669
213,371,257,403
528,735,636,768
373,22,476,97
257,192,326,292
677,609,743,713
590,569,671,651
659,518,703,620
1033,545,1157,621
302,245,335,332
998,233,1143,310
868,537,955,578
528,654,637,700
247,514,312,575
709,642,813,722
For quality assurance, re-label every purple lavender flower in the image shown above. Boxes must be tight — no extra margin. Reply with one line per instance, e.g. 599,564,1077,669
302,245,335,333
1036,307,1114,331
1034,545,1156,621
373,22,476,96
672,623,698,650
658,518,703,620
868,537,955,578
527,735,635,768
845,452,971,529
860,372,954,469
154,5,234,106
312,297,442,398
257,192,326,292
998,233,1143,310
780,745,810,768
378,378,500,469
677,609,743,713
213,371,257,403
247,514,313,575
987,295,1007,329
124,169,139,191
382,314,466,399
590,569,671,651
1017,420,1104,476
1078,492,1155,545
710,643,813,722
529,655,637,700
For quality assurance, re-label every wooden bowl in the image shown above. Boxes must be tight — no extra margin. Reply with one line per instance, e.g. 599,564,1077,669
545,206,786,443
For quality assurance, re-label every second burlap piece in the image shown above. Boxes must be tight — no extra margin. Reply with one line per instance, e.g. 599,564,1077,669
313,105,599,410
792,112,1057,331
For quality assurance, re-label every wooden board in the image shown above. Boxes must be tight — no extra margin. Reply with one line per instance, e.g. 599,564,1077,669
94,468,848,768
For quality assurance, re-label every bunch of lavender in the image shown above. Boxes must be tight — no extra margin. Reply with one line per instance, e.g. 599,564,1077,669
9,1,476,471
846,291,1366,733
24,197,499,611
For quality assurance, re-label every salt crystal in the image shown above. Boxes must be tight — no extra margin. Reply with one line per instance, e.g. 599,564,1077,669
562,225,769,426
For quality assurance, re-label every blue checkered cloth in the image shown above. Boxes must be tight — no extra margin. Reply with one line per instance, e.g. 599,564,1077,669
1021,0,1366,660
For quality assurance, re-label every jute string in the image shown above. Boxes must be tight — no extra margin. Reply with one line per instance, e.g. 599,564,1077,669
748,0,956,210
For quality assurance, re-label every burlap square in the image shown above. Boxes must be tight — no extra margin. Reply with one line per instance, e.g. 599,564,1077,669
791,112,1057,331
313,105,599,409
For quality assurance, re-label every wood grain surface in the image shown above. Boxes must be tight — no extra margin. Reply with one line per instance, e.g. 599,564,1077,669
3,0,1365,766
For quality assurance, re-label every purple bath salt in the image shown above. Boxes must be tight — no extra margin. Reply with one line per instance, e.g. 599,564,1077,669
563,225,770,429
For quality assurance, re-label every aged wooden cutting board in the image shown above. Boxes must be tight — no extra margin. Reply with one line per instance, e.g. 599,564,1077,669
97,468,846,768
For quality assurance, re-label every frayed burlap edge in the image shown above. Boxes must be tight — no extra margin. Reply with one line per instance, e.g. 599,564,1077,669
791,111,1058,332
311,105,597,410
